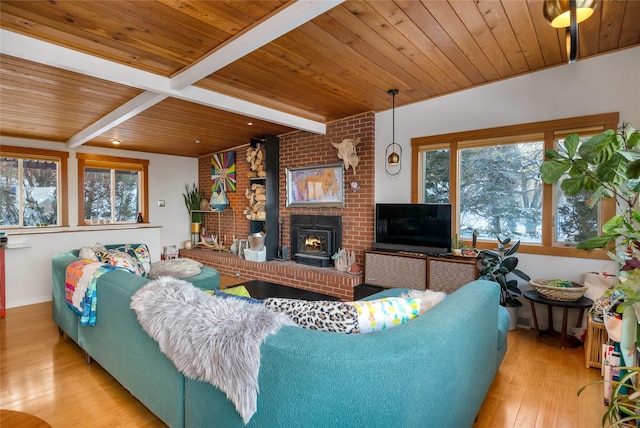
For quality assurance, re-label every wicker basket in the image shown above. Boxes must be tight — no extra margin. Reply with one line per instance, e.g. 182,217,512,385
531,279,587,301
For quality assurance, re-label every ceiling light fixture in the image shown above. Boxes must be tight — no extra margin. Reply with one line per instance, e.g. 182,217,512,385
543,0,597,63
385,89,401,176
110,138,122,145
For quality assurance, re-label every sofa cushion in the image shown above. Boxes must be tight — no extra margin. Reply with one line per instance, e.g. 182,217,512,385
263,298,360,334
351,297,421,333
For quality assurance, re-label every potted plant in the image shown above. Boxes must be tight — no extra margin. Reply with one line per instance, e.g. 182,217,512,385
541,123,640,424
578,366,640,427
452,234,463,256
478,236,531,330
183,183,204,233
540,123,640,310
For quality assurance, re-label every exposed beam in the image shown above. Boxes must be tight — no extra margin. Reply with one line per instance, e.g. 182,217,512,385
0,29,327,138
65,92,168,149
170,0,345,90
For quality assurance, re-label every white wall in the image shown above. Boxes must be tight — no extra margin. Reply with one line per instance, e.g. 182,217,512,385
1,137,198,308
374,46,640,327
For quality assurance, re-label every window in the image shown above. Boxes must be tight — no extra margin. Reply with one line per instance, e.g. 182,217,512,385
412,113,619,258
77,153,148,225
0,146,68,228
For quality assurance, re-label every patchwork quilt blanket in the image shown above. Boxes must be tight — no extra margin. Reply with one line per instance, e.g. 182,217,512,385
65,260,116,326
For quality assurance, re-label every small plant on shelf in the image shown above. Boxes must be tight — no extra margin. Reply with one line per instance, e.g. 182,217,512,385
183,183,204,224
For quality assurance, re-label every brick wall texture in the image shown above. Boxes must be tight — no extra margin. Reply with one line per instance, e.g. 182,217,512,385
195,112,375,298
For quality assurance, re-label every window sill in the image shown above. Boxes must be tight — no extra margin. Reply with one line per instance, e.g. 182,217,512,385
5,224,161,236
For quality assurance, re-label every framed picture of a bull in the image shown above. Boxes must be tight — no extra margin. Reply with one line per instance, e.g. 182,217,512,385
286,163,344,208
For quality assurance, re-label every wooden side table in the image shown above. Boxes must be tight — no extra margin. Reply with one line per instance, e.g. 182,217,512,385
585,316,608,368
523,289,594,348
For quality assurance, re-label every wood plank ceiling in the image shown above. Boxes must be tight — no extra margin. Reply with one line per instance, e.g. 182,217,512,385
1,0,638,158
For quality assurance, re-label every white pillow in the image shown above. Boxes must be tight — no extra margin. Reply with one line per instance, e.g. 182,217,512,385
79,247,99,261
400,289,446,314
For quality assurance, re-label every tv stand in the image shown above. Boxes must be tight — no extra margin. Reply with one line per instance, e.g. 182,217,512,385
363,249,478,293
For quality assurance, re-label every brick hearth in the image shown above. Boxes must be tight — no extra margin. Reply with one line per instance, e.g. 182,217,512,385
180,248,362,300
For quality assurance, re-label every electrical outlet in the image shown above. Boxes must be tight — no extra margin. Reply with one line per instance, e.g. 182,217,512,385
157,200,165,207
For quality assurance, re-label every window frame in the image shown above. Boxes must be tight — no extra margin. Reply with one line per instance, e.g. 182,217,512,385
411,112,619,259
77,153,149,226
1,145,69,228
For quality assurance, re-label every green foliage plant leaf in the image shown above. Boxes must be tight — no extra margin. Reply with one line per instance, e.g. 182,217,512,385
596,153,627,183
563,133,580,157
627,159,640,179
579,130,618,164
560,176,588,196
540,159,571,183
477,237,528,307
578,367,640,427
543,148,566,160
576,233,618,251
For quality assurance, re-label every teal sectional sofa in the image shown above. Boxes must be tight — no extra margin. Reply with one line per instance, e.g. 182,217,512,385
52,247,508,428
52,246,221,428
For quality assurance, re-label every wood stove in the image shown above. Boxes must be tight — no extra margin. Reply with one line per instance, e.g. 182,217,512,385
290,215,342,267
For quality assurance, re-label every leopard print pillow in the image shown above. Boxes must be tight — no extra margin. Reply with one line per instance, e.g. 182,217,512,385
263,298,359,334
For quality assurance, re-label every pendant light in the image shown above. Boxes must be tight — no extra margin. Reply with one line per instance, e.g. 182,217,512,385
385,89,401,176
543,0,597,63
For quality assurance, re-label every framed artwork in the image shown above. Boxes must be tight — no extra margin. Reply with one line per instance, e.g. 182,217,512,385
211,150,236,193
286,163,344,208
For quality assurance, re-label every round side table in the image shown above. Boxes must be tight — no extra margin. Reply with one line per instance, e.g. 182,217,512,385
523,289,594,348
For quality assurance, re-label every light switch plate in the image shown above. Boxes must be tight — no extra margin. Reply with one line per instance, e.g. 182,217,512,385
157,200,165,207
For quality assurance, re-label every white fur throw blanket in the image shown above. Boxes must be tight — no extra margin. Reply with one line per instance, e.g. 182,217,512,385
130,277,294,424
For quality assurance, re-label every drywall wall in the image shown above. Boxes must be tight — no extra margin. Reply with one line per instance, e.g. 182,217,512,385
375,46,640,203
1,137,198,308
373,46,639,328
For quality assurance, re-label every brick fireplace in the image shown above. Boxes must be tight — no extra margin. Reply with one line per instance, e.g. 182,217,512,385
290,214,342,267
187,112,375,300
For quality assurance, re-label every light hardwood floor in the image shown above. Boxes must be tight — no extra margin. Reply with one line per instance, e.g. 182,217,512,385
1,286,605,427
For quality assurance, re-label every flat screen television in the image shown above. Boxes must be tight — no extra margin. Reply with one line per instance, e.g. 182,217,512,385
373,203,452,254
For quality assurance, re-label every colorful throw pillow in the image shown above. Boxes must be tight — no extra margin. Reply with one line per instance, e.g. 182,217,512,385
207,289,263,304
92,242,110,262
264,298,360,334
106,250,145,276
114,244,151,275
224,285,251,297
350,298,421,333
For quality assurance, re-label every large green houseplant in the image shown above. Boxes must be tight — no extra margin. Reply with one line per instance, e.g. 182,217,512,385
478,236,530,308
540,123,640,304
541,123,640,427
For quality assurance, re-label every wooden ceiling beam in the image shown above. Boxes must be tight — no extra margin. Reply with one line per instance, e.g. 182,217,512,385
170,0,345,90
0,28,327,143
65,92,168,149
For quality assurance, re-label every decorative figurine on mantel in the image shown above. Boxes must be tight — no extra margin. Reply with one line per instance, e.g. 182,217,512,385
332,248,356,272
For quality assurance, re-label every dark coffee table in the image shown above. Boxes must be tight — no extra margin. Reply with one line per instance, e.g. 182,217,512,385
231,280,339,301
